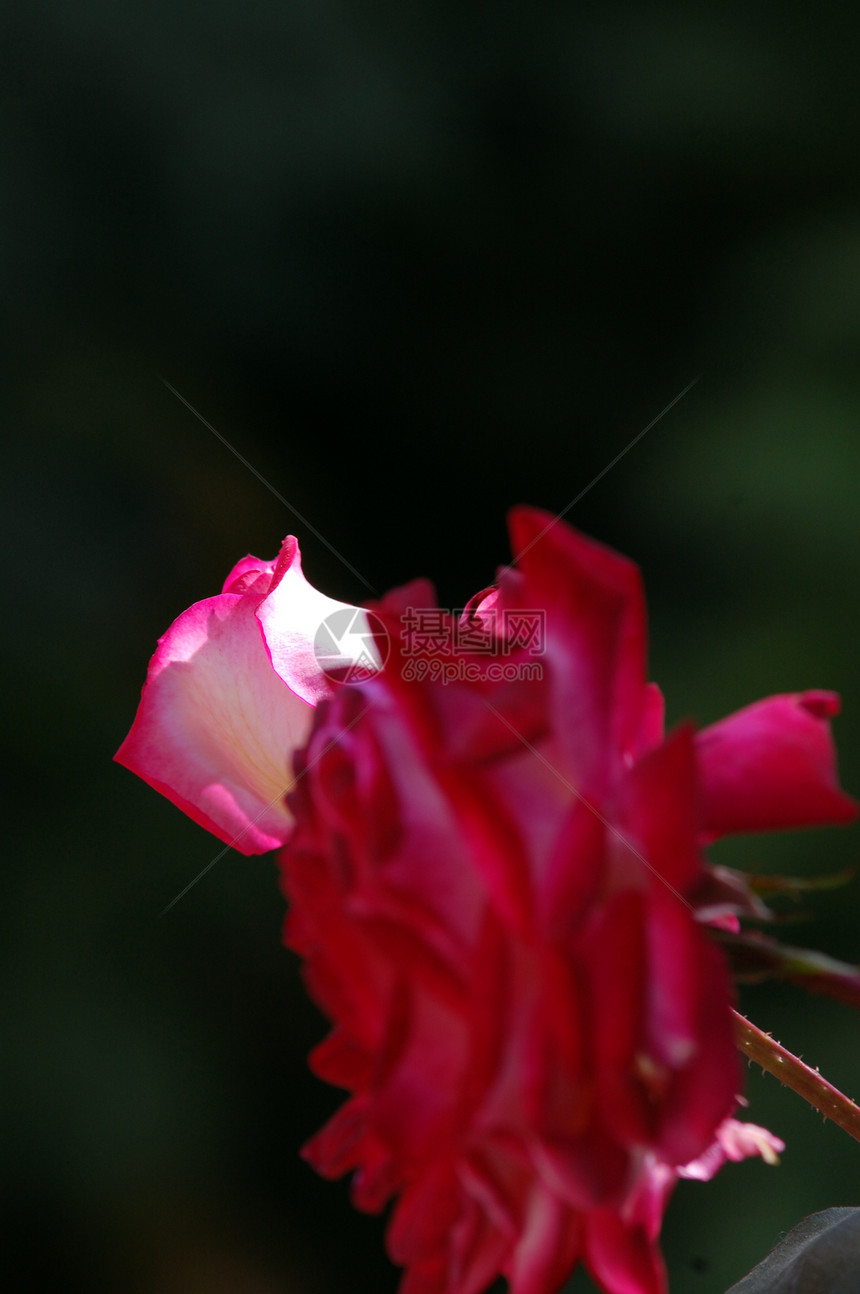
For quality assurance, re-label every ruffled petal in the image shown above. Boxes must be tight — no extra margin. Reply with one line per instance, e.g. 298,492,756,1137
505,1186,581,1294
505,507,647,790
678,1117,785,1181
696,691,857,836
115,587,310,854
584,1210,666,1294
257,535,383,703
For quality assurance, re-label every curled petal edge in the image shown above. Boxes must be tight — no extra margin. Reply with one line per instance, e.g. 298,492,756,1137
696,691,857,837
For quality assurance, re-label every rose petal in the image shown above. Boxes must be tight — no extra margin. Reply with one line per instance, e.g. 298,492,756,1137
696,691,857,836
677,1117,785,1181
505,1186,581,1294
257,535,384,704
584,1210,666,1294
117,536,379,853
504,507,647,790
115,584,311,855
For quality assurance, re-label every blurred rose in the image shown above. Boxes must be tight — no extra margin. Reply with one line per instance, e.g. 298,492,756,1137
279,507,854,1294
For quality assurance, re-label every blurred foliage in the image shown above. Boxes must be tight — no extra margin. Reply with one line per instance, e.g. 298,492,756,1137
3,1,860,1291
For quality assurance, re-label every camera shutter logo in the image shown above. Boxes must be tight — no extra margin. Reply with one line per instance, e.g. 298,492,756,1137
313,607,389,683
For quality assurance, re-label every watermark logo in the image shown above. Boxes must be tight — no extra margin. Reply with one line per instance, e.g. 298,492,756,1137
401,607,545,658
313,607,390,683
401,657,544,684
401,607,545,685
314,607,546,686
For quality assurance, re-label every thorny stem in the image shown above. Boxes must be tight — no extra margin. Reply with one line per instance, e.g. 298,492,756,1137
733,1009,860,1146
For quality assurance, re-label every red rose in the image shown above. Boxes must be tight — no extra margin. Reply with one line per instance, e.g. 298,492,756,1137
279,508,854,1294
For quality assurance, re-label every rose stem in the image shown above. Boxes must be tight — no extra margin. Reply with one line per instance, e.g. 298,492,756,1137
733,1009,860,1145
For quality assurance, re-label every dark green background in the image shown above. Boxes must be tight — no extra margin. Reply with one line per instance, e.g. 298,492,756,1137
4,2,860,1291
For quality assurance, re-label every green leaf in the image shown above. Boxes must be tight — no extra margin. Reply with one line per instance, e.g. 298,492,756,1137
744,866,857,899
714,929,860,1009
726,1208,860,1292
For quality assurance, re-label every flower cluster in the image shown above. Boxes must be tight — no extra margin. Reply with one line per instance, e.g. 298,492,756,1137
116,508,855,1294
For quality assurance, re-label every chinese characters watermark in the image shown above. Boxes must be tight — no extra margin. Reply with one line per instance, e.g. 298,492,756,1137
314,607,546,685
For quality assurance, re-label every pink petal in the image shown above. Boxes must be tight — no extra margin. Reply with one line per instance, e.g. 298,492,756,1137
505,507,647,789
221,552,277,595
257,536,383,704
584,1211,666,1294
505,1186,581,1294
618,723,699,896
696,691,857,836
115,587,311,854
632,683,665,759
677,1117,785,1181
387,1160,460,1265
